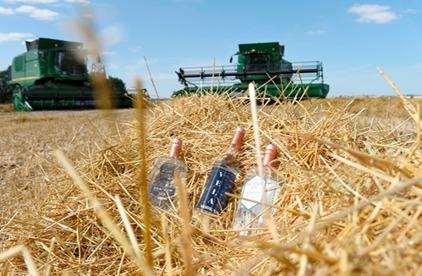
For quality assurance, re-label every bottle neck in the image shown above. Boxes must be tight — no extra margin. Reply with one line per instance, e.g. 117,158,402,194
226,127,245,156
261,143,278,175
169,138,182,159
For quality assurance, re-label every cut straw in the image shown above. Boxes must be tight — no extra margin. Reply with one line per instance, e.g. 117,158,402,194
248,82,265,177
1,81,420,274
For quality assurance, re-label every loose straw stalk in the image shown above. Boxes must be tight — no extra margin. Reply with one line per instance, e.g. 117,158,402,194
248,82,264,176
248,82,279,241
0,245,39,276
175,173,195,275
134,78,154,268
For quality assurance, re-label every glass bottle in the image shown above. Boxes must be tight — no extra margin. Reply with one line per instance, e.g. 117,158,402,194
233,143,279,236
196,127,246,215
148,138,187,210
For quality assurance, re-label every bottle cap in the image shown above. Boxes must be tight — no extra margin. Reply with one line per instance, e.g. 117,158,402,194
169,138,182,159
227,127,246,155
263,143,278,169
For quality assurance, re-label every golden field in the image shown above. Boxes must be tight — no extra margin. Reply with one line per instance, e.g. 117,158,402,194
0,96,420,275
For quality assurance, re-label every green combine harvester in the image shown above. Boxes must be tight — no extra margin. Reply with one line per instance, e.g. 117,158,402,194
173,42,329,99
0,38,132,111
0,67,12,103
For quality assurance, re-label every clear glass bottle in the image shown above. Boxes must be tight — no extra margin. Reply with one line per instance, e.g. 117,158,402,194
233,143,279,236
196,127,246,215
148,138,187,210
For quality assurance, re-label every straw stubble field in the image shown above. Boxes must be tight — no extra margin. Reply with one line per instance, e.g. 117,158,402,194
0,96,421,275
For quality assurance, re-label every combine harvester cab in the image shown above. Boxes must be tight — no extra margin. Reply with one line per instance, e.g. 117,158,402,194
173,42,329,100
6,38,131,111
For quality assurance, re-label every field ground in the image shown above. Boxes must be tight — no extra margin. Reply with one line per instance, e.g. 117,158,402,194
0,96,419,230
0,96,420,274
1,97,417,216
0,109,133,220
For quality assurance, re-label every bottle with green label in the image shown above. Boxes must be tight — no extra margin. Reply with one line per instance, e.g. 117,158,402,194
233,143,279,235
148,138,187,210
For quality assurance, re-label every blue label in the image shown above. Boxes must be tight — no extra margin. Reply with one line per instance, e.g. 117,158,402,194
197,166,236,214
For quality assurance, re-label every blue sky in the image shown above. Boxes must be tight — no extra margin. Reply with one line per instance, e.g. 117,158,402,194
0,0,421,97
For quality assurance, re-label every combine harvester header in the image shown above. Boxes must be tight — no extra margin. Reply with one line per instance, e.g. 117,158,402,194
0,38,131,111
173,42,329,99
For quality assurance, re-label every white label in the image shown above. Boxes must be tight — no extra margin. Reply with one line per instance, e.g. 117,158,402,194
240,176,266,210
263,179,279,206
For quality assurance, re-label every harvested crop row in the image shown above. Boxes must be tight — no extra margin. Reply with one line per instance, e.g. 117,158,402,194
0,95,420,275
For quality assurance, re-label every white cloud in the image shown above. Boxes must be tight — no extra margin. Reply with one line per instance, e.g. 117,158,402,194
101,25,123,46
0,32,33,42
4,0,58,3
348,4,398,24
402,8,417,14
3,0,90,5
0,6,14,14
15,5,58,21
65,0,90,4
130,46,142,53
102,51,116,56
307,29,326,36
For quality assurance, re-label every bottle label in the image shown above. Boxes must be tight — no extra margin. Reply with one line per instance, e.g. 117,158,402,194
263,178,279,206
239,176,265,210
197,166,236,214
149,162,177,209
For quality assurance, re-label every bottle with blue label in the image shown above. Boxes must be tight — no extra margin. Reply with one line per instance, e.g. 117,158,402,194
148,138,187,210
197,127,245,215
